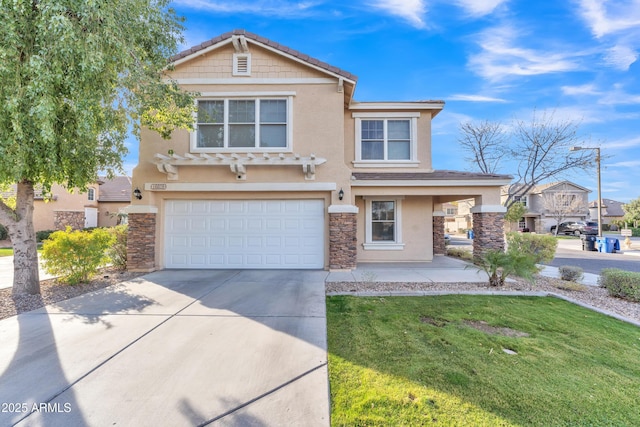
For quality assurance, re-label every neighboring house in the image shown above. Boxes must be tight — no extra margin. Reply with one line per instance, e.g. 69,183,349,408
588,199,625,226
443,199,474,233
98,176,132,227
502,181,591,233
127,30,511,272
1,183,100,231
1,177,131,232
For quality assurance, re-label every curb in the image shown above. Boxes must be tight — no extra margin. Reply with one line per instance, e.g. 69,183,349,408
326,290,640,328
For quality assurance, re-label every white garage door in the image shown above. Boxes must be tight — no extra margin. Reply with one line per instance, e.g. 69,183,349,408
164,199,324,269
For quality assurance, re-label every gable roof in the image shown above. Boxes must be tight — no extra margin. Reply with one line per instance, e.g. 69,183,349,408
589,198,626,216
98,176,131,202
504,180,591,195
170,29,358,84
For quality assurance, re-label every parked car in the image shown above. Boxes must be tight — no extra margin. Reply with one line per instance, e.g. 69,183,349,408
550,221,599,236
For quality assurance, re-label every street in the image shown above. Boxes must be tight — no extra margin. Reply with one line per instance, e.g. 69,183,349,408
544,235,640,275
448,234,640,275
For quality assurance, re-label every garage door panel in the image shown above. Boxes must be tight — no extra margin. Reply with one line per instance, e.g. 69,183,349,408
165,200,324,269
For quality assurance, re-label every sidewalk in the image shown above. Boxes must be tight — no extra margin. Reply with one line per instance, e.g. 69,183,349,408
0,256,56,290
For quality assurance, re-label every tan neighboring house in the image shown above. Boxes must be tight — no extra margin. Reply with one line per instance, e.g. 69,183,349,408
126,30,511,272
502,181,591,233
443,199,474,233
1,177,130,232
588,199,625,227
1,183,101,232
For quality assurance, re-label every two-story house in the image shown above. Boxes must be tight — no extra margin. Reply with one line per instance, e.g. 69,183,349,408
126,30,511,272
502,181,591,233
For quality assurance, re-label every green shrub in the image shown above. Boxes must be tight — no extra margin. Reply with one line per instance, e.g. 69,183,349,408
559,265,584,282
474,249,538,287
506,232,557,264
0,223,7,240
36,229,56,242
107,225,128,270
41,227,115,285
599,268,640,302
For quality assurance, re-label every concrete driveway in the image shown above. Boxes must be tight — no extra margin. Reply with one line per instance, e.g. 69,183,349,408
0,270,329,426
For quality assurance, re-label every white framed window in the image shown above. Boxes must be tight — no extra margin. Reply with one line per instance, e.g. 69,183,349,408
445,207,457,215
87,188,95,201
353,112,419,167
364,197,404,250
191,96,292,152
513,195,528,207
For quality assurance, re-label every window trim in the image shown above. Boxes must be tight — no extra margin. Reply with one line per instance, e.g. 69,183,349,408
353,112,419,168
513,195,528,207
363,197,404,250
190,94,294,153
87,188,95,201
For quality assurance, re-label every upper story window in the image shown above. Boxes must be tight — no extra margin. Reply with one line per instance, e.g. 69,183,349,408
192,97,291,152
87,188,95,201
513,195,528,207
353,112,419,167
445,207,457,215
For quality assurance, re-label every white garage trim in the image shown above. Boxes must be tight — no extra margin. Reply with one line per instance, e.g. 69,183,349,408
164,199,324,269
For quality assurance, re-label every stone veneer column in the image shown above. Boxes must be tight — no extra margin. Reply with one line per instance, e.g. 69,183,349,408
126,207,158,272
328,205,358,271
471,205,507,261
432,211,446,255
54,211,85,230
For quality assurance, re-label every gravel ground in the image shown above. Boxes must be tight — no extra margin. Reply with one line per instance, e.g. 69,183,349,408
2,269,639,325
327,275,640,324
0,268,146,320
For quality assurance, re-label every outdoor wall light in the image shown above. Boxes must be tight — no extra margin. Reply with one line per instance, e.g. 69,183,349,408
338,188,344,201
133,188,142,200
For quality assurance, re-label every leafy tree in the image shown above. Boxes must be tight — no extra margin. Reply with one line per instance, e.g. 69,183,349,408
622,197,640,226
504,202,527,224
0,0,195,296
459,110,596,208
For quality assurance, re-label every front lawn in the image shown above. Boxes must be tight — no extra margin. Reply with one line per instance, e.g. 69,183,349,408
327,295,640,426
0,248,12,257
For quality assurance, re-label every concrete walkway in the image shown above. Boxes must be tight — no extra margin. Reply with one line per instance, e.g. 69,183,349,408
326,255,601,287
0,256,56,290
0,270,329,426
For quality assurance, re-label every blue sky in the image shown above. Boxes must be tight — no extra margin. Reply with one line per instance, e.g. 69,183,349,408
129,0,640,203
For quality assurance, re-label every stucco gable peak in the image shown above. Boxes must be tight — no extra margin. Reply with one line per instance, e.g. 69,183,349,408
169,29,358,84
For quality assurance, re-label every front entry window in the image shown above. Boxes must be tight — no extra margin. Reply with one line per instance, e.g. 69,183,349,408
364,198,404,250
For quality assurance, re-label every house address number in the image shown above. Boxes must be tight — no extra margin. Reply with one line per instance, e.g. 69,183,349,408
150,184,167,190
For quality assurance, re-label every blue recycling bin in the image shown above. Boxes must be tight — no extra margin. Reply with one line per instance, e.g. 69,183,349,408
467,230,474,239
596,237,607,253
605,237,620,253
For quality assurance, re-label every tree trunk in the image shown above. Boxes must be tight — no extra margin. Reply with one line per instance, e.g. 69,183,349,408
6,182,40,296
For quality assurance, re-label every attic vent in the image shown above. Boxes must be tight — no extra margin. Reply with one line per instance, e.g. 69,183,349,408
233,53,251,76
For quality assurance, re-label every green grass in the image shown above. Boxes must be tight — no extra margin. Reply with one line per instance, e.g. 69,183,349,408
327,295,640,426
0,248,13,257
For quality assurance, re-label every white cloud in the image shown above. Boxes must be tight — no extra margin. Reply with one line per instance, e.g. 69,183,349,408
577,0,640,38
604,135,640,149
603,44,639,70
468,25,582,80
609,160,640,167
369,0,427,28
448,94,508,102
454,0,508,17
561,83,601,96
173,0,322,17
597,84,640,105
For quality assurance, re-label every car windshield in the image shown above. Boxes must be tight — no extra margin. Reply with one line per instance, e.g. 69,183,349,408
586,222,598,227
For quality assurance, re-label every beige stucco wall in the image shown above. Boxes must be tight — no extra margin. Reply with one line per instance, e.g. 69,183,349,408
32,184,99,231
355,195,433,262
98,202,129,228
